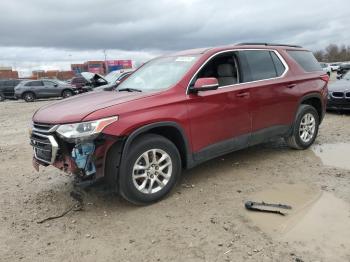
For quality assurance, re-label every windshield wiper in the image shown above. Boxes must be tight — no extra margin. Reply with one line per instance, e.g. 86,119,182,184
118,88,142,92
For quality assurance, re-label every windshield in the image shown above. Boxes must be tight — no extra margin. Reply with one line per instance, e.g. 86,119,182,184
117,55,199,92
56,80,69,85
104,71,122,83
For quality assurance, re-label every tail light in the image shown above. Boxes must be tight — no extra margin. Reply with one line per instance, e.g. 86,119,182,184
320,74,330,83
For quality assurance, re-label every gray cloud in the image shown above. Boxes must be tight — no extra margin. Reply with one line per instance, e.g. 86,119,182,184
0,0,349,75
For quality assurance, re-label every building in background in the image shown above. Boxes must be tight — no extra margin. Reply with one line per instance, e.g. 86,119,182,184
71,60,133,75
71,64,88,74
31,70,75,80
86,61,106,75
106,60,133,73
0,67,19,79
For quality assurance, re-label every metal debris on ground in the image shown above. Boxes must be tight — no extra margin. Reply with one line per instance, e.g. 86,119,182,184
244,201,292,216
36,190,84,224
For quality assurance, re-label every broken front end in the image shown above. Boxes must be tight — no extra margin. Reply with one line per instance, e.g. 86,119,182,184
30,117,120,184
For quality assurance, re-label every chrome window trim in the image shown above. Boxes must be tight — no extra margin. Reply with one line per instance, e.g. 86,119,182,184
186,49,289,94
201,84,219,88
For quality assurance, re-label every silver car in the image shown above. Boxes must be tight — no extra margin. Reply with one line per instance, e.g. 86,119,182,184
14,79,78,102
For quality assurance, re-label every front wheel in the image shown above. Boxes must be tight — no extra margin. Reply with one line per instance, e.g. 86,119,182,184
62,89,74,98
118,134,181,205
23,92,35,102
0,93,5,102
285,104,319,149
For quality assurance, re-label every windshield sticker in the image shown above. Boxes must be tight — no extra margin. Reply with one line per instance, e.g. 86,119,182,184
175,56,195,62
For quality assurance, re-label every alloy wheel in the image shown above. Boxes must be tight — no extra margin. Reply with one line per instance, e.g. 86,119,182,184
25,93,34,102
63,91,72,98
132,149,172,194
299,113,316,143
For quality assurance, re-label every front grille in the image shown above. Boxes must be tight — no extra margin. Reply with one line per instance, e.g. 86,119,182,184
33,122,57,133
31,123,59,164
332,92,344,98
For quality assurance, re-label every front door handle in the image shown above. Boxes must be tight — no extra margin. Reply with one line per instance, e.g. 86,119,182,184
287,83,297,89
236,92,250,98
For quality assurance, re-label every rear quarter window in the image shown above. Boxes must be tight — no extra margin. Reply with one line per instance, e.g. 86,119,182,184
287,50,321,72
237,50,285,82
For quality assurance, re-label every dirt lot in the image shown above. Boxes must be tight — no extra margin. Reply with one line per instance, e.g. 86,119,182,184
0,98,349,262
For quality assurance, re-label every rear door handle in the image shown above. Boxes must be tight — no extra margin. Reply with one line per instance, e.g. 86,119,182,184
236,92,250,98
287,83,297,89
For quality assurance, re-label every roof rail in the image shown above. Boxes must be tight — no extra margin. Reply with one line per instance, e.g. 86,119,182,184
236,42,303,48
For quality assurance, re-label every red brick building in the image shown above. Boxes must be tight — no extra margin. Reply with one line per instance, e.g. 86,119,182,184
31,70,75,80
0,67,19,79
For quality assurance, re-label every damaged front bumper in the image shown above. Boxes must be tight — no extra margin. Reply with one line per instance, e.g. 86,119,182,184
30,123,120,182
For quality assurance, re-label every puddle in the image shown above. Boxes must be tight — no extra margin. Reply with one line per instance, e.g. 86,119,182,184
246,184,350,260
312,143,350,170
245,184,321,235
283,192,350,260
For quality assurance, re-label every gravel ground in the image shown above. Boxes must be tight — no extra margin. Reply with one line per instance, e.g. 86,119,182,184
0,98,349,262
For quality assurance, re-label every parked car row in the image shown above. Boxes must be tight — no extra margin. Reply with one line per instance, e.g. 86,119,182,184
14,79,78,102
327,71,350,111
336,63,350,79
0,79,22,101
320,63,331,76
0,68,134,102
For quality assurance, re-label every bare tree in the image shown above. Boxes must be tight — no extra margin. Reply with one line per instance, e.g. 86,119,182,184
314,43,350,62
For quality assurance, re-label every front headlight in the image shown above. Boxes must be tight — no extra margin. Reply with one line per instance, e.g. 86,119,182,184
56,116,118,141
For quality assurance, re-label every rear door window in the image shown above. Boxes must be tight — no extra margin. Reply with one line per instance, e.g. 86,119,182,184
237,50,282,82
287,50,321,72
26,81,43,86
43,81,57,87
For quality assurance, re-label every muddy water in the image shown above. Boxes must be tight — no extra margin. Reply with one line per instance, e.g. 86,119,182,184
312,143,350,170
246,184,321,235
246,184,350,260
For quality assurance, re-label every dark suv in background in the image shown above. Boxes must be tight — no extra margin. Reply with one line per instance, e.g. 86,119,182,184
30,43,328,204
0,79,22,101
15,79,78,102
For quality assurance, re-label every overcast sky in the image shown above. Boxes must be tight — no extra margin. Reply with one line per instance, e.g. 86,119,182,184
0,0,349,76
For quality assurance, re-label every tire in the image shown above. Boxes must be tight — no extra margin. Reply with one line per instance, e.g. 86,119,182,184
0,93,5,102
62,89,74,98
104,141,123,191
285,104,319,150
23,92,35,102
118,134,181,205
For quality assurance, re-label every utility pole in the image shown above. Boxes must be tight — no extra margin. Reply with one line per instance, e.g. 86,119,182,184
103,49,107,74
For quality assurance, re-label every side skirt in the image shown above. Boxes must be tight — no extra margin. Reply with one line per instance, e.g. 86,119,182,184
191,125,291,167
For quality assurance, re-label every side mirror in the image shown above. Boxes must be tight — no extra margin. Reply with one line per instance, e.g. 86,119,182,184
54,84,58,87
115,80,121,86
190,77,219,93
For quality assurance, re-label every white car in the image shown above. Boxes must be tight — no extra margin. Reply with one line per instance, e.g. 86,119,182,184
320,63,331,76
329,63,341,71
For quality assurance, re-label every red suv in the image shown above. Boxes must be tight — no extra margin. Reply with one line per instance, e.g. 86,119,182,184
30,43,329,204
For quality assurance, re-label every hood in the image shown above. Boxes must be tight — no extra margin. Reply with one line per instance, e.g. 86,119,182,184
93,83,116,92
81,72,107,83
33,91,150,124
328,79,350,92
